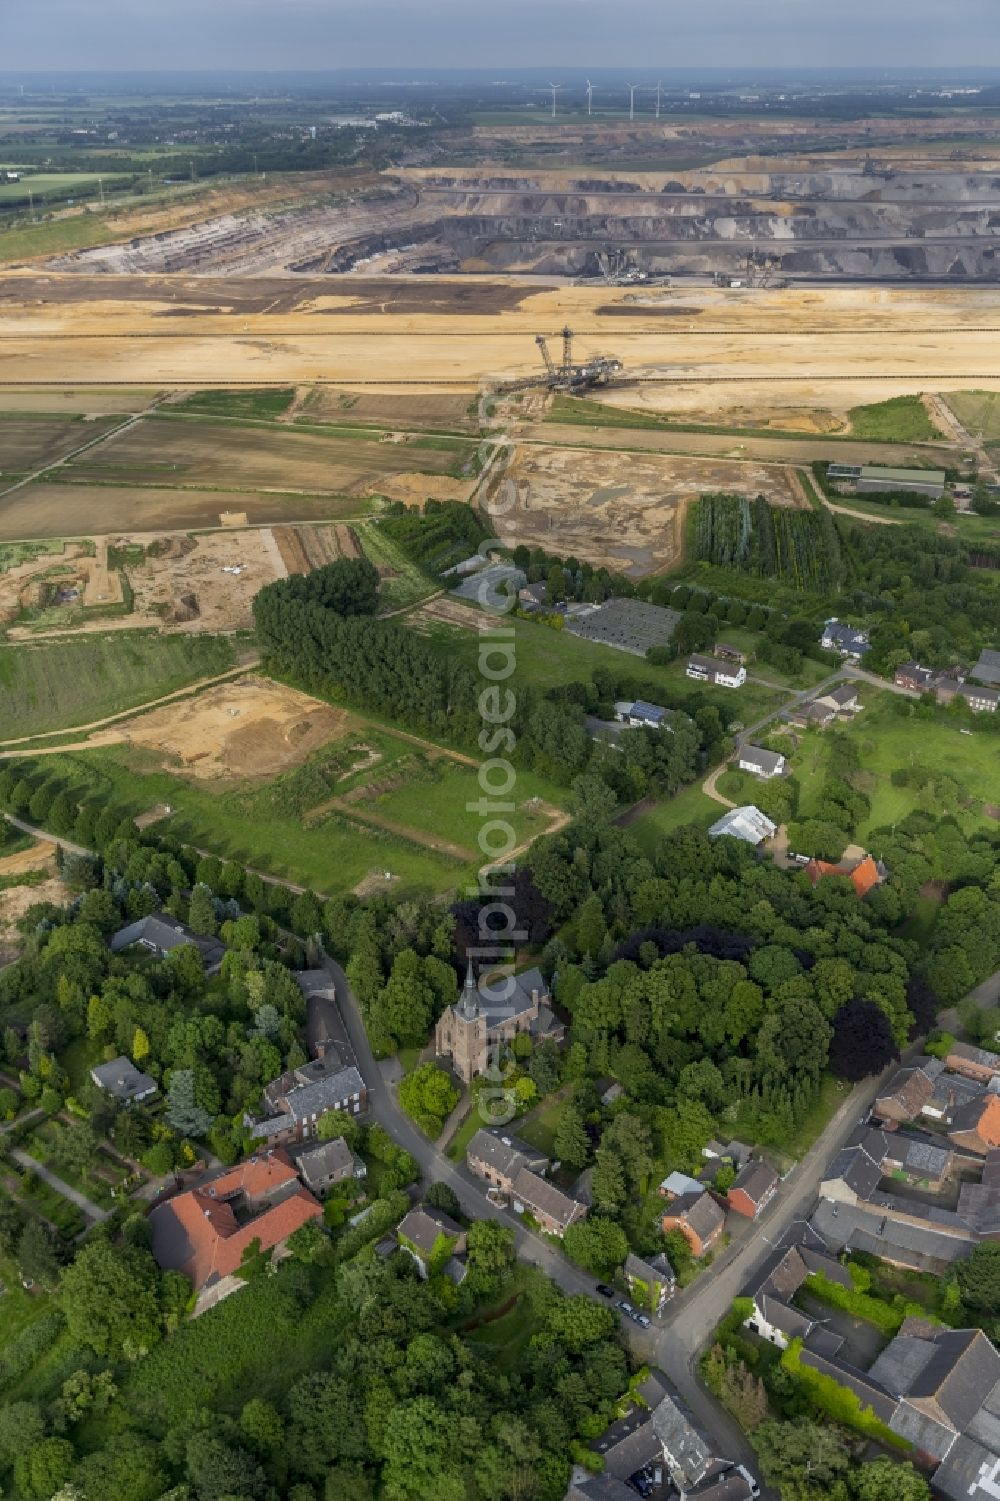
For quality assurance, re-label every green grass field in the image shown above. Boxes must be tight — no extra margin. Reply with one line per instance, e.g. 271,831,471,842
357,521,439,613
791,693,1000,839
626,783,725,853
34,721,568,897
0,633,236,740
0,214,118,263
0,172,130,203
943,389,1000,443
420,611,789,725
847,396,943,443
168,389,297,421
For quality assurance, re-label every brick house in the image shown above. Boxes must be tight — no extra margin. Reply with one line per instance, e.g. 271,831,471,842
246,1049,367,1147
149,1148,322,1300
661,1189,726,1258
874,1061,944,1124
466,1128,586,1237
727,1159,780,1220
296,1137,366,1198
949,1095,1000,1157
895,662,937,693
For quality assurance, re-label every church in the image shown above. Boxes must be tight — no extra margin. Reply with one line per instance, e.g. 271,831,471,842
435,963,564,1085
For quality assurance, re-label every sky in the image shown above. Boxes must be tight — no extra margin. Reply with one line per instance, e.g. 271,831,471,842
6,0,1000,73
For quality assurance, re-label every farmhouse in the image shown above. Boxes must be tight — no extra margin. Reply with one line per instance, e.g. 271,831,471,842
466,1128,586,1237
737,745,785,779
109,912,225,973
89,1056,157,1105
247,1053,367,1145
744,1234,853,1349
435,963,563,1085
820,620,870,660
708,805,776,847
149,1148,322,1299
686,653,746,689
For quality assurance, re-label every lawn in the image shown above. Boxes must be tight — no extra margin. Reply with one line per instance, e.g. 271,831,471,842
357,521,439,613
847,396,943,443
460,1266,540,1373
424,611,789,725
626,783,727,854
0,172,130,203
446,1102,485,1163
516,1092,569,1158
0,632,236,740
790,693,1000,839
778,1073,853,1165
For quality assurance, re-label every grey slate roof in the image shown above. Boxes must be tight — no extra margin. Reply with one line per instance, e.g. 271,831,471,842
932,1435,1000,1501
950,1041,1000,1074
822,1146,883,1201
398,1205,463,1256
651,1394,712,1487
110,912,225,968
89,1055,156,1102
467,1128,547,1179
759,1295,813,1340
511,1164,585,1232
971,648,1000,688
284,1064,365,1122
567,1478,637,1501
729,1158,779,1206
296,1137,358,1188
625,1251,676,1290
810,1199,973,1272
669,1189,725,1242
905,1329,1000,1430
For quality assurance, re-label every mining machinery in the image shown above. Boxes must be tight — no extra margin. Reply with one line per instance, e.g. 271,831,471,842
500,326,626,393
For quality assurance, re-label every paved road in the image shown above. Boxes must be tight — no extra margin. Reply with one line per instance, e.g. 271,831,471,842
325,953,890,1484
11,1149,111,1222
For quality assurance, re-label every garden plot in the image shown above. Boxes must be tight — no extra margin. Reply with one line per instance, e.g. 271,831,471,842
496,445,804,578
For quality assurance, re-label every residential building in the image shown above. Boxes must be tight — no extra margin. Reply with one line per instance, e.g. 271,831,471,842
614,698,671,730
935,676,964,706
788,699,837,729
109,912,225,972
296,1137,366,1198
149,1148,322,1299
247,1054,367,1146
466,1128,586,1237
707,805,777,847
874,1060,944,1123
947,1042,1000,1086
737,745,785,779
624,1251,676,1313
397,1205,467,1279
89,1056,157,1105
950,1094,1000,1156
518,580,549,609
744,1235,853,1349
811,1197,975,1274
881,1133,953,1189
813,683,862,715
971,649,1000,688
661,1188,726,1258
895,662,937,693
804,852,885,898
727,1160,779,1220
590,1371,671,1488
959,683,1000,714
819,1143,885,1206
686,654,746,689
435,963,563,1085
820,621,870,660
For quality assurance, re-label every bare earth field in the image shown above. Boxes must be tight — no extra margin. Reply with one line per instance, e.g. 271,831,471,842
0,413,120,475
86,677,358,781
0,483,369,541
123,530,287,632
494,443,805,575
0,839,61,962
1,279,1000,405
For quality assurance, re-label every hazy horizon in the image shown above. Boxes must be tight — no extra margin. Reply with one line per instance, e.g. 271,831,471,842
7,0,1000,74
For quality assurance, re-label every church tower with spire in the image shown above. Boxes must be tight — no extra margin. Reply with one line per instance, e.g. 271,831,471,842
435,961,488,1082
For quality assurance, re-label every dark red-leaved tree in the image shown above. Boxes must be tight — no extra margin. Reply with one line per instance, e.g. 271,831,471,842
829,998,899,1082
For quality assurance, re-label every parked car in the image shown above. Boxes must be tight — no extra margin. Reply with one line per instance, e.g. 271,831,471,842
635,1313,652,1328
596,1283,614,1298
617,1299,633,1315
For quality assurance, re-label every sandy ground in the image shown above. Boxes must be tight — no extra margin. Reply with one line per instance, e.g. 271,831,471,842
86,677,357,782
0,839,61,961
410,596,483,633
2,280,1000,404
124,529,287,632
490,443,804,576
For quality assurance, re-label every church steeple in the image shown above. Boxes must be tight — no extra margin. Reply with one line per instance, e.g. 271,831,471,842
457,961,479,1020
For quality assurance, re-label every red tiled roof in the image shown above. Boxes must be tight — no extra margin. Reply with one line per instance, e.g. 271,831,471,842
150,1148,322,1290
805,854,881,898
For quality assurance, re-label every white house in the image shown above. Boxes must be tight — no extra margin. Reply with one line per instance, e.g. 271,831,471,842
737,745,785,779
686,654,747,689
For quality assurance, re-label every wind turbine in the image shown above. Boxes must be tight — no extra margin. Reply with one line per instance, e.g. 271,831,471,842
627,82,639,122
547,82,563,119
586,79,594,117
655,80,662,119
